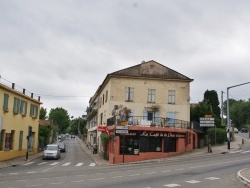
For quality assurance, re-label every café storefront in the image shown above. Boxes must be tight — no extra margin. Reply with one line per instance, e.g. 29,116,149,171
106,125,198,164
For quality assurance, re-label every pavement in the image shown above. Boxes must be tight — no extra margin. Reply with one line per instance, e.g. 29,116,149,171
1,135,250,186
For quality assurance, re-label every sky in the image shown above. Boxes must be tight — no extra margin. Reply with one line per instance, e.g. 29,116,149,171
1,0,250,118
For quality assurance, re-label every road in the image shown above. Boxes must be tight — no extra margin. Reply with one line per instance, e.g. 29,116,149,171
1,136,250,188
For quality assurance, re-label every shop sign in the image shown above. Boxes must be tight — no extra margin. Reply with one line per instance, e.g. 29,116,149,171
200,117,215,127
116,129,129,134
97,126,107,132
116,126,128,130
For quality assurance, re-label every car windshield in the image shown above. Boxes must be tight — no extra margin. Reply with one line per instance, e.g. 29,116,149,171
46,146,58,150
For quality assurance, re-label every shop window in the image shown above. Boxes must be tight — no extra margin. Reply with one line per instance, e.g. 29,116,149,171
120,136,139,155
163,137,176,152
139,137,162,152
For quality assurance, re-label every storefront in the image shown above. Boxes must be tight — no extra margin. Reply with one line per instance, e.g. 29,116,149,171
107,125,198,164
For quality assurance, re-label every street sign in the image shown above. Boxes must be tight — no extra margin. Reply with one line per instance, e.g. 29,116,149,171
116,130,129,134
116,126,128,130
200,117,215,127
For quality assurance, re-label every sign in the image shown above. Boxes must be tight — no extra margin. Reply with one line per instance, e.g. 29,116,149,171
116,130,129,134
200,117,215,127
116,126,128,130
98,126,107,132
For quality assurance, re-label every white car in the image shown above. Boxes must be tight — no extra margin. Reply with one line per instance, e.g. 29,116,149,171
43,144,61,160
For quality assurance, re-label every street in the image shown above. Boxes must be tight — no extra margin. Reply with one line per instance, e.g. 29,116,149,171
1,136,250,188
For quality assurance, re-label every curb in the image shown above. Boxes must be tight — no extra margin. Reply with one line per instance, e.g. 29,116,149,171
237,169,250,187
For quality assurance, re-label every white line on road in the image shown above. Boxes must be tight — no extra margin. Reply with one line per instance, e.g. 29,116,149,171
205,177,220,180
25,184,43,187
129,174,141,176
27,171,36,174
186,180,201,184
164,183,181,187
111,176,123,179
72,180,85,183
75,163,84,166
37,162,47,165
50,162,60,166
145,172,156,175
89,163,96,166
51,182,64,185
89,178,105,181
62,163,71,166
23,162,34,166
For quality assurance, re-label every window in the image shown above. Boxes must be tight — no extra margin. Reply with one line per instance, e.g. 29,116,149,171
120,136,139,155
19,131,23,150
105,90,108,103
139,137,162,152
30,104,38,118
13,97,20,114
19,100,27,116
103,94,105,105
125,87,134,102
147,89,155,103
3,93,9,111
168,90,175,104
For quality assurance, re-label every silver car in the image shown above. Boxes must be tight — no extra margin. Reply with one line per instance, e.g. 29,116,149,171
43,144,61,160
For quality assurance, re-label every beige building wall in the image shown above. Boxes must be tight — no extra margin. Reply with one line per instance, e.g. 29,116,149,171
0,83,42,161
97,77,191,124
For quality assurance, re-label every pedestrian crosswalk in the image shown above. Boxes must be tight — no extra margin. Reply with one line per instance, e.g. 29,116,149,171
23,161,96,167
229,149,250,154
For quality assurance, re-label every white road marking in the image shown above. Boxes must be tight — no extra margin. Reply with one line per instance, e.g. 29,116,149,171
23,162,34,166
51,182,64,185
89,178,105,181
186,180,201,184
27,171,36,174
111,176,123,179
242,150,250,154
50,162,60,166
25,184,43,187
129,174,141,176
205,177,220,180
75,163,84,166
89,163,96,166
145,172,156,175
162,170,171,173
164,184,181,187
37,162,48,165
72,180,85,183
229,150,244,154
62,163,71,166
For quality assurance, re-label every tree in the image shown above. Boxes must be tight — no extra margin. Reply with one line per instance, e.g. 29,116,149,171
38,125,52,149
203,90,221,127
49,107,70,134
39,107,47,120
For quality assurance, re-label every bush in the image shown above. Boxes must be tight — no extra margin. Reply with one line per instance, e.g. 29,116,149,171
207,127,227,145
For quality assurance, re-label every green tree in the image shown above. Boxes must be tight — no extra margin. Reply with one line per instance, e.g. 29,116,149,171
203,90,221,127
39,107,47,120
38,125,52,149
190,101,211,122
49,107,70,134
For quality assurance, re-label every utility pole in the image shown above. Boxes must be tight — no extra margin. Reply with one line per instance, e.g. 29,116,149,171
221,91,224,126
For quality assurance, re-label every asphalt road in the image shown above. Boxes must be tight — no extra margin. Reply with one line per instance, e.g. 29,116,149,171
1,137,250,188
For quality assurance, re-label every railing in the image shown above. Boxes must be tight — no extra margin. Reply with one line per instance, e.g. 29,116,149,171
0,76,41,101
107,116,191,129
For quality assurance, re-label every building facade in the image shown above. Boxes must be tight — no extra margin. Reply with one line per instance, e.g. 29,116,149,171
86,60,197,164
0,81,42,161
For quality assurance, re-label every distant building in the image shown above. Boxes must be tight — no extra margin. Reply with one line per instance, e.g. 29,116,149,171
0,80,42,161
86,60,198,164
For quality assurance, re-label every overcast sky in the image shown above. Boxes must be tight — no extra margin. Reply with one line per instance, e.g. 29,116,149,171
1,0,250,118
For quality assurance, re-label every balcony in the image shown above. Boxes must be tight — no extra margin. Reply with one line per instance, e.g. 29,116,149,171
86,105,98,120
107,116,191,129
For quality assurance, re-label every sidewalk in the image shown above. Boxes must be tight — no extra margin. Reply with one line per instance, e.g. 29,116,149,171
1,135,250,187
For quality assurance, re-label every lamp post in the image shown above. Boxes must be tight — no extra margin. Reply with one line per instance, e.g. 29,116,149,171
227,81,250,149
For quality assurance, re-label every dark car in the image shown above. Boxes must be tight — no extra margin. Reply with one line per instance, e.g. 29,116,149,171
57,142,66,152
241,128,248,133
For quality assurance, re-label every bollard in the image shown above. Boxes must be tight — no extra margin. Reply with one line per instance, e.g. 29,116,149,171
242,139,244,145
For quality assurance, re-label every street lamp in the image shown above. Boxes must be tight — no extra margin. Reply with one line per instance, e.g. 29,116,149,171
227,81,250,149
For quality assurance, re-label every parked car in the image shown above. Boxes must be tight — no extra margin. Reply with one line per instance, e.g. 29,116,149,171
241,128,248,133
58,142,66,152
234,128,239,133
43,144,61,160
